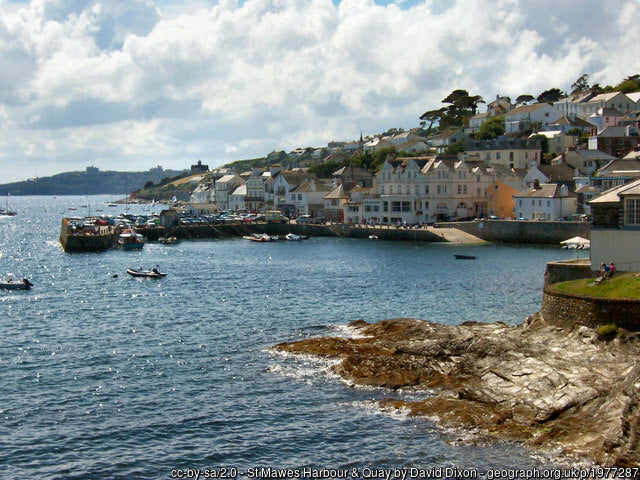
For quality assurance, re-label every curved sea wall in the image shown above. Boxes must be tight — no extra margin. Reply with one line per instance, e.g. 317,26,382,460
541,260,640,331
542,286,640,331
445,219,590,244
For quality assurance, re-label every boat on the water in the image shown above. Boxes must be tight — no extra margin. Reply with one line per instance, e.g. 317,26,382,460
118,229,145,249
454,254,476,260
159,236,179,244
0,193,16,216
0,275,33,290
285,233,308,241
243,233,272,242
126,267,166,278
369,235,378,240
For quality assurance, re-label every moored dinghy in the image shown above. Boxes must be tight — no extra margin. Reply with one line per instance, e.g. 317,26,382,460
0,274,33,290
126,267,167,278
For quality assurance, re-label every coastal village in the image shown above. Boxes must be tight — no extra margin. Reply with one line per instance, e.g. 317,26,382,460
149,85,640,273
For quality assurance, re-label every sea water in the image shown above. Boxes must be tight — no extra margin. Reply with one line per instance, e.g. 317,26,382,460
0,196,591,479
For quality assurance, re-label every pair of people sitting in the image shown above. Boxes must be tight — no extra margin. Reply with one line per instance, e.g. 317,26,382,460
600,262,616,278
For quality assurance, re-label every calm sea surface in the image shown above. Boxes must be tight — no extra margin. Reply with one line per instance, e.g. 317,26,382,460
0,196,591,479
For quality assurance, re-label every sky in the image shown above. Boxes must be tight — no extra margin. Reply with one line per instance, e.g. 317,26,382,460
1,0,639,183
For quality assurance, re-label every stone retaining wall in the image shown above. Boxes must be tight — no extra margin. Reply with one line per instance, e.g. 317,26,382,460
541,286,640,331
445,220,590,244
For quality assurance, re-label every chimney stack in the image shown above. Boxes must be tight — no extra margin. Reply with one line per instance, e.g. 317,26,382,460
533,178,541,190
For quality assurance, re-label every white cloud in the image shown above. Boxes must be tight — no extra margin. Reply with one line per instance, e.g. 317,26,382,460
0,0,639,182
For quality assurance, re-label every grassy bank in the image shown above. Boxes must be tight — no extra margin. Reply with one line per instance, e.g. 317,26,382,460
554,272,640,298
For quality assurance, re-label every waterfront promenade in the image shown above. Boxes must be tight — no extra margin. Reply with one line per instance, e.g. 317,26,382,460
59,217,590,252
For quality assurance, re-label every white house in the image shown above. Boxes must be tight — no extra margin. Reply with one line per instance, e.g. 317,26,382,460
245,169,267,212
288,179,333,217
190,182,212,204
589,178,640,271
504,103,564,134
228,184,247,211
214,174,245,210
273,170,316,216
427,129,470,154
514,181,577,220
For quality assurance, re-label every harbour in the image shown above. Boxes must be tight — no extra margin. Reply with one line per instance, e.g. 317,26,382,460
1,196,591,479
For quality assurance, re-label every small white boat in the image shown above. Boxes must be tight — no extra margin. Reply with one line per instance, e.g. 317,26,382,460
285,233,308,241
126,267,166,278
368,235,378,239
0,275,33,290
244,233,272,242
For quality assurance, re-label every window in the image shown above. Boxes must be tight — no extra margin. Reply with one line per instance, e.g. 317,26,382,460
291,194,296,201
437,185,441,194
496,152,501,160
381,186,385,194
389,186,393,194
383,201,388,212
415,185,419,195
406,186,410,195
458,185,462,194
477,188,481,196
547,200,550,207
463,185,467,194
532,200,535,206
424,201,429,209
391,201,401,212
625,198,640,225
425,185,429,194
298,194,302,201
519,200,522,206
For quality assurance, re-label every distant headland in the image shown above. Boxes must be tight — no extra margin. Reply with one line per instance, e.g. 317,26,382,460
0,166,186,196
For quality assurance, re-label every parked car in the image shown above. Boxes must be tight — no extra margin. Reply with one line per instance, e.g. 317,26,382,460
296,215,312,223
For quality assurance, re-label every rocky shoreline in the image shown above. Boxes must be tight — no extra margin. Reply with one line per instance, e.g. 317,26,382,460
273,314,640,466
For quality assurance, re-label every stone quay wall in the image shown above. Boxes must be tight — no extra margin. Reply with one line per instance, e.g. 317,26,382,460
541,260,640,331
168,222,447,242
444,220,590,244
59,219,116,253
541,287,640,331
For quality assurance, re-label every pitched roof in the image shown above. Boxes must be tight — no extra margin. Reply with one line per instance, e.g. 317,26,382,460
506,103,547,115
597,125,630,137
550,116,595,128
291,180,333,193
230,184,246,196
597,158,640,175
535,164,576,182
515,183,576,199
589,178,640,204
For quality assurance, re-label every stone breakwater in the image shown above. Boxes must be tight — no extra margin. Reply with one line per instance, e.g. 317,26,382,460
273,315,640,466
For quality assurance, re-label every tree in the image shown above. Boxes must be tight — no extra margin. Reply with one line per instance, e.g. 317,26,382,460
419,107,446,130
144,180,154,189
536,88,564,103
420,90,484,130
530,134,549,154
446,140,466,155
515,94,535,106
614,75,640,93
475,115,505,140
571,74,590,94
308,160,344,178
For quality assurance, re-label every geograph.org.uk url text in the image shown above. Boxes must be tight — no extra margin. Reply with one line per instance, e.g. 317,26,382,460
169,466,640,480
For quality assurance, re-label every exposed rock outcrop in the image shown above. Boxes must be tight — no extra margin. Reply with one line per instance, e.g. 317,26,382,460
273,314,640,466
